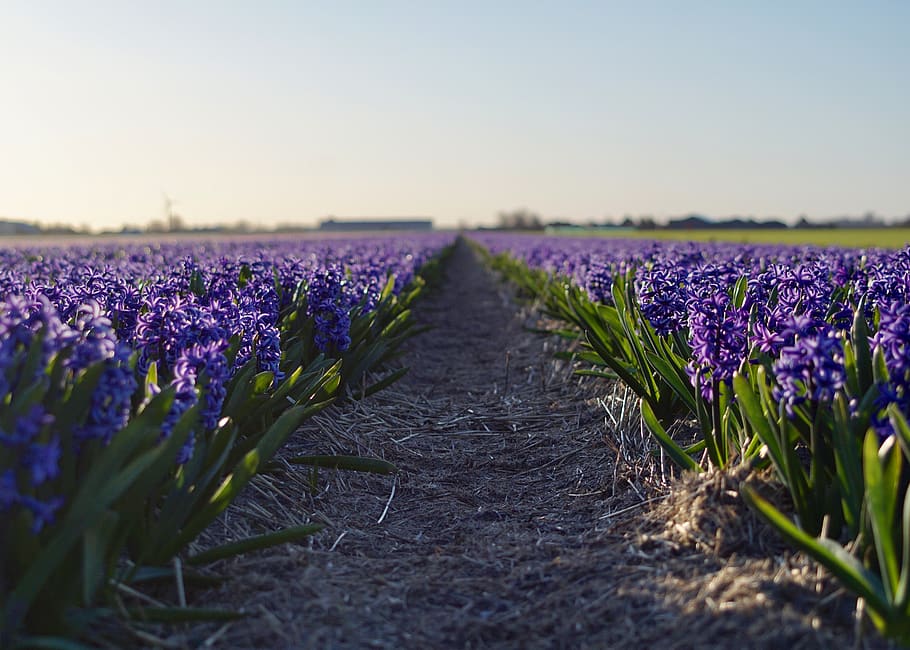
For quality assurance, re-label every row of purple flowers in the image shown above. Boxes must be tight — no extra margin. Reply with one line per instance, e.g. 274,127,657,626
0,235,451,536
474,232,910,641
474,233,910,437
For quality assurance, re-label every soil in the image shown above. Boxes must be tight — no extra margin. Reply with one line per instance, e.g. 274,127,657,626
149,239,894,649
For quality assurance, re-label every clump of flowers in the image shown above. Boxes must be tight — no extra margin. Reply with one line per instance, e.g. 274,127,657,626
0,405,62,534
583,261,613,305
0,296,73,534
637,260,689,336
870,301,910,437
306,265,353,353
772,327,846,417
686,291,749,402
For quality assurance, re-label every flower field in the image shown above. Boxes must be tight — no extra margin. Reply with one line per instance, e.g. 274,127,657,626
473,232,910,644
0,234,453,646
4,230,910,646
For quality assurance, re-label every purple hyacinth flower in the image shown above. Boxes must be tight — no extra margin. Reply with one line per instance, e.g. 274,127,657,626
24,437,62,486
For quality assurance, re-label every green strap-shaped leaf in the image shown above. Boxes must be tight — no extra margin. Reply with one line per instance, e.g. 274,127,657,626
126,607,245,623
852,303,874,392
289,454,398,475
167,450,262,557
831,395,864,535
645,351,697,415
125,565,225,587
353,367,410,400
5,391,176,626
741,485,890,615
186,523,324,566
890,405,910,460
81,510,119,606
895,484,910,610
583,329,648,402
170,402,321,554
574,369,619,380
640,400,702,473
12,636,97,650
864,430,901,601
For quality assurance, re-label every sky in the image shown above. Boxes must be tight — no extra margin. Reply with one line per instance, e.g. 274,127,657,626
1,1,908,230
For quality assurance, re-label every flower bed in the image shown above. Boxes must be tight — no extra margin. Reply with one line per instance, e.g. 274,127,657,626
473,232,910,643
0,234,453,646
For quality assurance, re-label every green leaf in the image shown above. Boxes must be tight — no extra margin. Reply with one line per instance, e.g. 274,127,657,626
831,395,864,535
170,402,318,553
289,455,398,475
252,371,276,394
640,400,702,473
682,440,706,455
379,309,412,339
378,274,396,303
189,269,207,297
731,275,749,310
896,485,910,610
220,360,260,418
873,346,890,385
741,485,890,614
5,390,175,626
12,636,96,650
186,524,324,566
890,405,910,459
126,607,245,623
574,369,619,380
51,364,105,432
353,367,410,400
852,304,874,392
646,351,697,415
864,431,901,600
144,361,158,395
166,450,261,558
733,372,778,457
81,510,119,606
125,565,226,587
238,263,253,289
583,329,647,402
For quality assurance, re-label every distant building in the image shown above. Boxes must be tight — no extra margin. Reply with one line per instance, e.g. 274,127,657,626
319,218,433,232
0,219,40,235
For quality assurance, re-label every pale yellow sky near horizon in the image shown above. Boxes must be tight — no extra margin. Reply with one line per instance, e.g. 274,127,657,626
2,2,908,231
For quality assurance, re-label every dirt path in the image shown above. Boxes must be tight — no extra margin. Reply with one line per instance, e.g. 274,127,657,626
185,240,883,649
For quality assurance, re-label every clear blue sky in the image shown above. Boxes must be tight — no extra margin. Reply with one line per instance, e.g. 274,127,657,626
1,1,907,229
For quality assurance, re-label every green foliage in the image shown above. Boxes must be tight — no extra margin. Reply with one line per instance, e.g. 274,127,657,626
289,454,397,475
1,386,190,641
1,244,452,647
479,243,753,471
475,238,910,643
742,424,910,644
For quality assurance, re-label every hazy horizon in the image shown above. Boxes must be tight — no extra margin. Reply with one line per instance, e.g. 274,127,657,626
2,1,908,231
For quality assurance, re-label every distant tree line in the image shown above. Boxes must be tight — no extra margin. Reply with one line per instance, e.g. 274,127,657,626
486,209,910,232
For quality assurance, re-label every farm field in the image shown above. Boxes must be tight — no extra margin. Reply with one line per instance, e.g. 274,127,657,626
176,239,866,648
553,226,910,248
1,233,906,648
0,233,453,647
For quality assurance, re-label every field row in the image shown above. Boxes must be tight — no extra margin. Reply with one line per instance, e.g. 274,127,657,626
0,234,454,647
472,232,910,644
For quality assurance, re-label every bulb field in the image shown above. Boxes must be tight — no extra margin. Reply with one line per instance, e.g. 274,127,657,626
2,232,909,648
0,234,453,646
474,231,910,645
